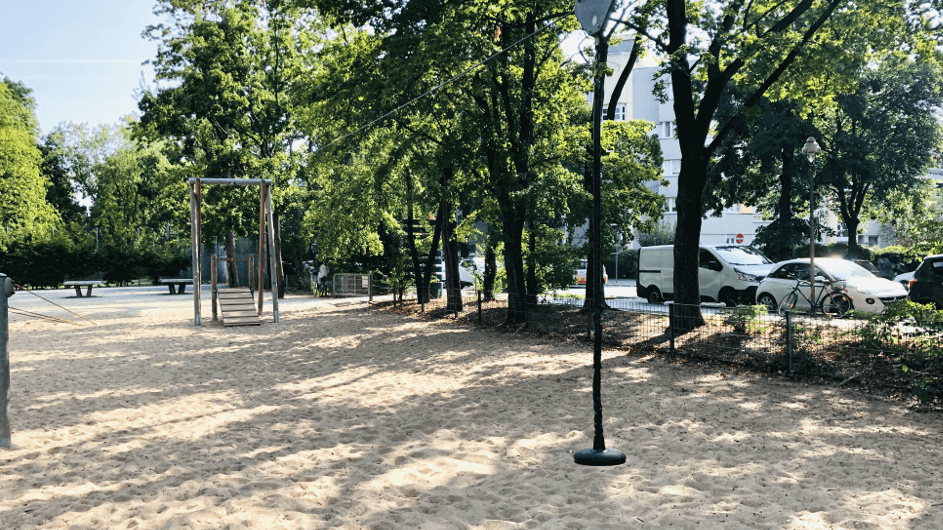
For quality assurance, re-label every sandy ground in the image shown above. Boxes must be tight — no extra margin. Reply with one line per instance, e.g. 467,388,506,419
2,287,943,529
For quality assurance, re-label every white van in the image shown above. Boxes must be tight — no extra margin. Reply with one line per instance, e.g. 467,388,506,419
636,245,774,306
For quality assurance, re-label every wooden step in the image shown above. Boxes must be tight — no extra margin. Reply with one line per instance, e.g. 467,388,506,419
217,288,261,326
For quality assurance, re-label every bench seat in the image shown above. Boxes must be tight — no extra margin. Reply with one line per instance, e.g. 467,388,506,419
63,279,103,298
159,278,193,294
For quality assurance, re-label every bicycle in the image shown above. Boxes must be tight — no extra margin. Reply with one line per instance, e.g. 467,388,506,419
776,275,852,317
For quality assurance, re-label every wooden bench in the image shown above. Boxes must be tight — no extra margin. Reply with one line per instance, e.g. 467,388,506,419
159,278,193,294
63,279,103,298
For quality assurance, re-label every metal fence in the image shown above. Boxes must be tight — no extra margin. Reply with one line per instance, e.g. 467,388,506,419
377,287,943,410
332,273,379,298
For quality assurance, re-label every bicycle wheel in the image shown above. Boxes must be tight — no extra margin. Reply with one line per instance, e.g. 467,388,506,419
778,291,799,315
822,293,852,317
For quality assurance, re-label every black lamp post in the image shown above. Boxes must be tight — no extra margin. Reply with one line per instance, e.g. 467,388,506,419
801,137,821,302
573,0,626,467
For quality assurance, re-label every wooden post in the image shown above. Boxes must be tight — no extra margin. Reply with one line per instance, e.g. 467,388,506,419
211,255,218,321
189,181,201,326
257,184,266,316
249,254,255,310
264,182,280,322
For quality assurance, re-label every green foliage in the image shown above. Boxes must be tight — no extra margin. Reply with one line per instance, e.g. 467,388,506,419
873,178,943,253
636,220,675,247
528,227,581,292
847,300,943,408
0,79,59,251
872,246,934,266
724,305,769,335
820,59,943,257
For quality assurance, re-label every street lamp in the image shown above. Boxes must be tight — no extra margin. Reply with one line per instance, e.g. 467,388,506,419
801,137,821,304
573,0,625,467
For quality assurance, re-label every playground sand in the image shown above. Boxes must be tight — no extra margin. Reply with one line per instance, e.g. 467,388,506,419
2,295,943,529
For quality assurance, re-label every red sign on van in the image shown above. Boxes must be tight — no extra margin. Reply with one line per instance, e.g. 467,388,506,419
735,233,744,244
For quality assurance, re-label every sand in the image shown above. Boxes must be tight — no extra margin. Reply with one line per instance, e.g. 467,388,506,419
2,288,942,529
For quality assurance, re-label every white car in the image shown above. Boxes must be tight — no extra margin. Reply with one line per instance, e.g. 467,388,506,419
755,258,908,314
459,257,486,288
893,270,914,290
574,259,607,286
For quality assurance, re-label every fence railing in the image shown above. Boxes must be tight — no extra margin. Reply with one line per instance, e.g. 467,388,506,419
376,287,943,409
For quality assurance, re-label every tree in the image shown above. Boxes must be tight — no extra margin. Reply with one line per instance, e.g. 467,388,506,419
819,59,943,258
877,178,943,254
139,0,320,294
709,93,817,262
0,79,58,251
302,0,593,321
619,0,919,325
38,134,87,225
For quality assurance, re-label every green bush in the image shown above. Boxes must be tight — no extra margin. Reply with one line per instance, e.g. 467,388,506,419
724,305,768,334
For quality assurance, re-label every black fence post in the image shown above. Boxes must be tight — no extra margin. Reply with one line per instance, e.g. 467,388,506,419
786,311,794,373
478,289,482,324
668,303,675,352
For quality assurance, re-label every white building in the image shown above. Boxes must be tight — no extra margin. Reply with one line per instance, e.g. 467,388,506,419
596,40,772,250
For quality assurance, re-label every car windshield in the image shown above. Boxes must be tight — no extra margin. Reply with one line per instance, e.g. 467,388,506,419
713,246,773,266
820,260,876,281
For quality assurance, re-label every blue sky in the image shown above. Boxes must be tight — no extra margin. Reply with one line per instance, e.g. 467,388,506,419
0,0,165,135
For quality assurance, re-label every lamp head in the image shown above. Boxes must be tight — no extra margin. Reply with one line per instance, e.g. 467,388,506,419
801,137,821,161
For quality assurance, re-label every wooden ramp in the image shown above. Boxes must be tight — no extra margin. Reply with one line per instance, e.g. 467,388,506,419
217,288,261,326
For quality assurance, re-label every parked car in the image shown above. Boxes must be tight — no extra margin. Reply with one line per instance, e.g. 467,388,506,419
893,270,915,290
636,245,775,306
907,254,943,309
459,257,485,288
852,259,894,279
574,259,607,286
755,258,908,314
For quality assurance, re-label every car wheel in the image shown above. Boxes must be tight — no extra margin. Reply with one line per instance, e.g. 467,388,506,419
757,293,777,312
720,288,739,307
647,287,662,304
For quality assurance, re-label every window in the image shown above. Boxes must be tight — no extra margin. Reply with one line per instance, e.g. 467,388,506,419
836,223,848,238
663,159,681,175
699,249,718,269
666,198,676,212
724,204,741,214
725,235,737,244
658,121,675,138
603,105,627,120
857,234,879,247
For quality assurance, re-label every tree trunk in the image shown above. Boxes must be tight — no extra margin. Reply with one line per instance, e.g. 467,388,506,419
420,209,445,303
442,201,463,313
673,160,708,329
501,203,528,323
843,213,861,258
225,231,238,288
525,222,538,306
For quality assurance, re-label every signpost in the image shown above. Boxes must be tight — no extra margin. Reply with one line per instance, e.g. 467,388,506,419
573,0,626,467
